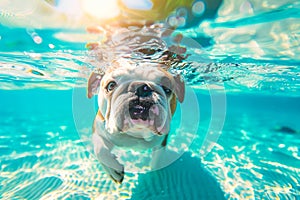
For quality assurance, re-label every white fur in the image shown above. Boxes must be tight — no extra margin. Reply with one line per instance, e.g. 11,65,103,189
89,60,184,183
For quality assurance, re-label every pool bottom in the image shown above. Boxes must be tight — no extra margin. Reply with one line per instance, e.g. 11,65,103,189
0,89,299,199
0,139,225,199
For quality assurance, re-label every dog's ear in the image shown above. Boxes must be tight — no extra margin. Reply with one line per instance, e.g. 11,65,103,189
87,72,103,98
173,74,185,103
170,93,177,115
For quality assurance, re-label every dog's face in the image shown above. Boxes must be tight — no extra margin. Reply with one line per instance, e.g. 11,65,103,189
88,59,185,138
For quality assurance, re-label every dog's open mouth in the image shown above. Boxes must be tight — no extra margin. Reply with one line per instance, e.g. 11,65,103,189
123,99,165,135
129,99,154,121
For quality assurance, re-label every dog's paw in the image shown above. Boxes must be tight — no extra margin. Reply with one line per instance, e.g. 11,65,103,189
102,164,124,183
110,169,124,184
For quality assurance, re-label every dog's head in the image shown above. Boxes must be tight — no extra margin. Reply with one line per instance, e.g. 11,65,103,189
87,59,184,138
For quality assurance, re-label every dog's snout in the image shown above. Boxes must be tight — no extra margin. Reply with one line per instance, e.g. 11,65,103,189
135,84,152,97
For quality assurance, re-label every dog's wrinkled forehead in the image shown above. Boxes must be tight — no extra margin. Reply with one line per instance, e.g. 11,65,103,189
103,60,172,87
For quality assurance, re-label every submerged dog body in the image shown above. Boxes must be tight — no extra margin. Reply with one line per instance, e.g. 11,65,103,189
88,59,185,183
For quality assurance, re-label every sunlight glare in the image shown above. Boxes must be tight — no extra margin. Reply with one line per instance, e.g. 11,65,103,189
82,0,120,19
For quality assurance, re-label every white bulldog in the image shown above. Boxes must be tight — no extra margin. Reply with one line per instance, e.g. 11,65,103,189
87,59,185,183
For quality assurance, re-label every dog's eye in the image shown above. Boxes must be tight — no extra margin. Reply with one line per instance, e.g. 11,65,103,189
106,81,117,92
161,86,172,96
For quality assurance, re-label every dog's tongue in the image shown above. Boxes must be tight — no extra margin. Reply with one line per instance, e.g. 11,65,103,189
127,103,164,133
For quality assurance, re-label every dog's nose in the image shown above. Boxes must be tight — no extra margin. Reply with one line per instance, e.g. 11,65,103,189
135,84,153,97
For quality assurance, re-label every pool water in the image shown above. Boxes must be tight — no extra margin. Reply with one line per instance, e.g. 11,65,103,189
1,0,300,199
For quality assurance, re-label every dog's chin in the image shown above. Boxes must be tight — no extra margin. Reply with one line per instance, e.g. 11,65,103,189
123,117,168,136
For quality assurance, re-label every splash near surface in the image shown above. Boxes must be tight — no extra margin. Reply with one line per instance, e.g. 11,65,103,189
0,0,299,95
0,0,194,28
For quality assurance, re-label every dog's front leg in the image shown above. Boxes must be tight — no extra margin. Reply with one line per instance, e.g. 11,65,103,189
92,133,124,183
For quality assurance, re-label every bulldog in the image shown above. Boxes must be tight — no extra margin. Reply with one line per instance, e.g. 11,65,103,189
87,59,185,183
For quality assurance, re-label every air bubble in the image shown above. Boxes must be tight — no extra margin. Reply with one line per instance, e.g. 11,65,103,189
167,15,178,27
177,17,186,27
49,44,55,49
176,7,188,18
192,1,205,16
33,36,42,44
167,15,186,28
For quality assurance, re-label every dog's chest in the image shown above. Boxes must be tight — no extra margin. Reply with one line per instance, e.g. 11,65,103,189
101,129,164,149
125,127,156,141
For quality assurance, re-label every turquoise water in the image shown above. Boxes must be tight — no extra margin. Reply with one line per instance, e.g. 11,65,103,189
1,1,300,199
